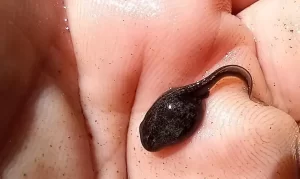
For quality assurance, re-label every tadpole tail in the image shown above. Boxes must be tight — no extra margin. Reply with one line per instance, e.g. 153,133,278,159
197,65,253,96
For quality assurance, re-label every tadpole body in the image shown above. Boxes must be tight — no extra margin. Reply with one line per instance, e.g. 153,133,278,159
139,65,253,152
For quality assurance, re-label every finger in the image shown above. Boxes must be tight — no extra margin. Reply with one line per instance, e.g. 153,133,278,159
237,0,300,121
66,0,144,178
0,0,94,178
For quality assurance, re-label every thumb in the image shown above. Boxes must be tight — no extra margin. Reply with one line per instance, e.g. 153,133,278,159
196,80,299,178
129,75,299,179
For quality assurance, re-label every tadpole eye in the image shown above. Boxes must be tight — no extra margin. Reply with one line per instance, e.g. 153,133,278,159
146,134,154,144
143,134,161,152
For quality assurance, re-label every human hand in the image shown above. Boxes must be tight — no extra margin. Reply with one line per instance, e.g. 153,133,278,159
0,0,299,178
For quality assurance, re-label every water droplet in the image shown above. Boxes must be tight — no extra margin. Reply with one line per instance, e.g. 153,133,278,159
63,6,67,9
65,26,70,31
64,18,68,22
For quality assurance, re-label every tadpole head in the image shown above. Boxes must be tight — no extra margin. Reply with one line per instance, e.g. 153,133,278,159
139,94,203,152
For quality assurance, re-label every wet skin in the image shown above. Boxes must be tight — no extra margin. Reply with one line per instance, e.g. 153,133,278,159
139,65,253,152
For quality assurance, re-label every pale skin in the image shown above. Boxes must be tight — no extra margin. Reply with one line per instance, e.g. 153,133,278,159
0,0,299,178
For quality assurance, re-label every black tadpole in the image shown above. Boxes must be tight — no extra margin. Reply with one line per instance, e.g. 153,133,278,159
139,65,253,152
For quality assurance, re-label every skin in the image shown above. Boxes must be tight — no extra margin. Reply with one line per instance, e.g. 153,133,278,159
0,0,300,179
139,65,253,152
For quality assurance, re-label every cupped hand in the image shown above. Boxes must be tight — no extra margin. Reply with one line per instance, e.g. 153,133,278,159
0,0,299,178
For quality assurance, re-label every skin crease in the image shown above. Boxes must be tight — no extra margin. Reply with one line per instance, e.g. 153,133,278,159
0,0,299,179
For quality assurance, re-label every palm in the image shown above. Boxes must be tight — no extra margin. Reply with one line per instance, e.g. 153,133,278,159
0,0,298,179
